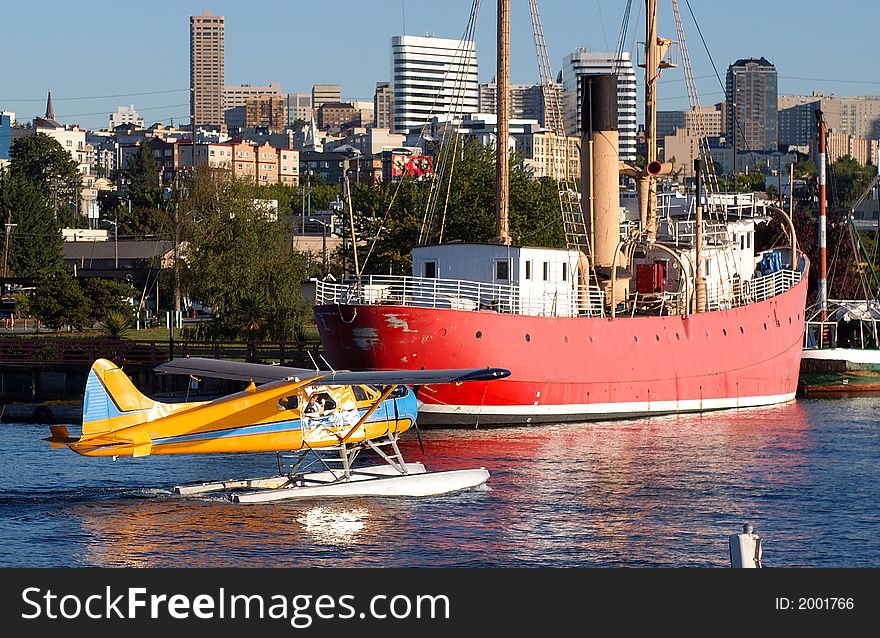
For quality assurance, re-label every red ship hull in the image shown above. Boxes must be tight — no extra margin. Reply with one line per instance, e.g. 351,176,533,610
314,275,808,425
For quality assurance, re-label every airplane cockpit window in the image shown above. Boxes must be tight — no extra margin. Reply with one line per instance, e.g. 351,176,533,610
319,393,337,410
303,393,336,413
278,396,299,410
385,385,409,399
352,386,371,402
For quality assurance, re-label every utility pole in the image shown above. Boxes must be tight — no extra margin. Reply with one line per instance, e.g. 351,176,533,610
173,173,181,314
3,215,17,279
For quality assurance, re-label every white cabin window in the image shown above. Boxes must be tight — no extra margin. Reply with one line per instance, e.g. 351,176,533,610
562,262,568,281
543,262,550,281
424,261,437,278
495,259,510,282
704,258,712,277
747,233,752,249
525,260,532,280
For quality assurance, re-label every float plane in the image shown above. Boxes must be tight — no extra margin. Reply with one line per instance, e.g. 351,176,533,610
45,358,510,503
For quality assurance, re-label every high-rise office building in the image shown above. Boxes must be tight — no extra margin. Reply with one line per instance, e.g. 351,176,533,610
478,81,563,128
374,82,394,130
561,49,637,160
312,85,342,113
109,105,145,129
390,35,479,135
224,83,282,110
0,112,13,161
778,92,880,147
246,95,287,132
657,105,723,138
190,11,225,131
725,57,778,152
287,93,313,127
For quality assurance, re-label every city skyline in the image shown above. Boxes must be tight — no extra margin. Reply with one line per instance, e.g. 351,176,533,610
2,0,879,131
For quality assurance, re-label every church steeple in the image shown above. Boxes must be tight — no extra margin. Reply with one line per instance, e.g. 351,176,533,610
45,90,55,120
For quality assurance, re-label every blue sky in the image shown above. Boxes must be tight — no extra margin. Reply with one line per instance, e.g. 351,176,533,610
1,0,878,130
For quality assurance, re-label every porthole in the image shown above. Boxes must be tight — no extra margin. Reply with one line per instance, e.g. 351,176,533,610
655,335,660,341
525,334,531,342
475,331,482,339
723,329,727,336
740,326,744,334
634,335,639,343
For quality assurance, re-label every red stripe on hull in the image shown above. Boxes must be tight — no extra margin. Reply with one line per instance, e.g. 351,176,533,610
314,277,808,425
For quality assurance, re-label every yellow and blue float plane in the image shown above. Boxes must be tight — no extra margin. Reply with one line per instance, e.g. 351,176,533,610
45,358,509,503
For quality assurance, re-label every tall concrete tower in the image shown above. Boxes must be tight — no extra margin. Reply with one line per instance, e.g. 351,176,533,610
190,10,225,132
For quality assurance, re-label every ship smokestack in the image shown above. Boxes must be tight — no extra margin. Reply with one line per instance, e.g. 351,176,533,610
580,75,629,305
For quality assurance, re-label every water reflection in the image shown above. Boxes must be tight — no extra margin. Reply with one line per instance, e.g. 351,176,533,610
296,505,368,544
72,496,399,567
3,398,878,567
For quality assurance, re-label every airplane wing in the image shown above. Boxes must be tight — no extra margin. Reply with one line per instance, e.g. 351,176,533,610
154,357,318,383
154,357,510,386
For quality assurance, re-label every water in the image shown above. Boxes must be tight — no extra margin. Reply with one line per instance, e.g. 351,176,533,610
1,396,878,567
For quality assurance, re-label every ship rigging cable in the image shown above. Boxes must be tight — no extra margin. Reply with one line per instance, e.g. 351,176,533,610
359,0,481,272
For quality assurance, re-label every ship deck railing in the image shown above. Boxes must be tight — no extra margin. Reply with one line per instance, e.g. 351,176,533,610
704,267,802,311
315,275,606,318
316,266,802,319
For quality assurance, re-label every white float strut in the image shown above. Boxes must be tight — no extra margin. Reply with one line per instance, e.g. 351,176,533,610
365,433,408,474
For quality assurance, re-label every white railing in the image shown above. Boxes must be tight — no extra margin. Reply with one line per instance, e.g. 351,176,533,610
704,268,802,311
803,321,838,350
316,267,802,318
667,220,731,246
315,275,606,318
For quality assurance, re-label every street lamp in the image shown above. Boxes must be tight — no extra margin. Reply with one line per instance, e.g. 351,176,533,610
309,217,329,277
106,220,119,270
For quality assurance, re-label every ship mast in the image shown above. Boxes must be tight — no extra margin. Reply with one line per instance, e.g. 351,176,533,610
494,0,512,245
645,0,659,239
816,109,828,322
642,0,675,241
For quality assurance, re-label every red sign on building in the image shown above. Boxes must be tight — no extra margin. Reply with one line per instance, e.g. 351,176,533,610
391,153,433,178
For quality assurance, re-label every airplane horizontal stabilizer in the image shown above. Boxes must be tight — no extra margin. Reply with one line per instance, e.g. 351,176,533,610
43,425,79,448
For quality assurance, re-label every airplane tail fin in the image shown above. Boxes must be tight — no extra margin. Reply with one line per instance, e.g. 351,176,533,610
82,358,160,436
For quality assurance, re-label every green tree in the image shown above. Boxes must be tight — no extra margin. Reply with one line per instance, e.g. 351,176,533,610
125,142,162,209
30,271,91,331
8,133,81,226
121,142,169,238
81,278,137,325
829,155,875,208
180,169,311,343
0,170,63,277
348,139,567,275
291,174,340,222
